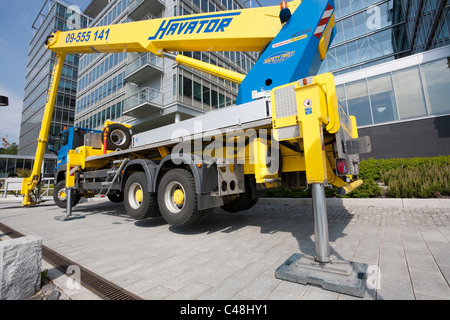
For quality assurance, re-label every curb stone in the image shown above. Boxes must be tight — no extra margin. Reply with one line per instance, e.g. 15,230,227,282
257,198,450,209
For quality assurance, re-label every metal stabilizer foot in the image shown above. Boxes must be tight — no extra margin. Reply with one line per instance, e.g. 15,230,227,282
275,253,368,298
54,187,85,222
275,183,368,298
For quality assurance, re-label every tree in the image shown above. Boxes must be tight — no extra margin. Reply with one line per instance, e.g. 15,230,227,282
0,143,18,155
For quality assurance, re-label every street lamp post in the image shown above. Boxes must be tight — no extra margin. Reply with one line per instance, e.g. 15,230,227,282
0,96,8,107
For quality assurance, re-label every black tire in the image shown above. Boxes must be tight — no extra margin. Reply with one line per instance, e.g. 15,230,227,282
124,172,159,220
157,169,211,226
221,179,258,213
53,180,81,209
103,123,131,151
107,193,124,203
221,193,257,213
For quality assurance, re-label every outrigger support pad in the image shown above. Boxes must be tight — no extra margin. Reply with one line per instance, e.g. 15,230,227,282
275,183,368,298
54,187,85,222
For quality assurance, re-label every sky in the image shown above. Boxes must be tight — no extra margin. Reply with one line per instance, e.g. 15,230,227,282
0,0,279,145
0,0,94,145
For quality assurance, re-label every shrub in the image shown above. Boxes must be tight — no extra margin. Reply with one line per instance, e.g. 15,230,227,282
16,168,32,178
265,155,450,199
380,160,449,198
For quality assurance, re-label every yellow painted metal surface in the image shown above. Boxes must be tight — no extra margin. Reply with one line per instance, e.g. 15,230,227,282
21,53,66,206
65,146,110,188
318,14,335,61
104,120,132,129
270,73,344,185
175,54,245,84
46,1,302,56
252,137,279,184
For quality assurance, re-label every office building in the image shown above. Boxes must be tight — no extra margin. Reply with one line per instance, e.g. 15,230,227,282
18,0,88,156
319,0,450,158
74,0,257,134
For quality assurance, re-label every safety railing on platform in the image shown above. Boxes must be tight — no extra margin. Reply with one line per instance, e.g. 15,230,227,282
0,177,54,200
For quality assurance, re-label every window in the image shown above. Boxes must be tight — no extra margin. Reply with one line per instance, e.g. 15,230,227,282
201,0,208,12
342,17,355,42
420,59,450,115
336,85,347,110
219,93,225,108
117,102,122,118
173,75,177,96
203,85,210,106
118,73,123,90
392,66,427,119
368,74,398,124
183,76,192,98
211,89,218,108
194,82,202,101
345,79,372,126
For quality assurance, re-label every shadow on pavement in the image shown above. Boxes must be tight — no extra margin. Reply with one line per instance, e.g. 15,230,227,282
49,200,380,299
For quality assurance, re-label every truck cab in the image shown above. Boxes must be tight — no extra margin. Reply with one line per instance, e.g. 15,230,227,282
52,127,102,208
54,127,102,179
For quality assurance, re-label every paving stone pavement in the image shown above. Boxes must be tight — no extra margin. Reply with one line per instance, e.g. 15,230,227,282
0,199,449,300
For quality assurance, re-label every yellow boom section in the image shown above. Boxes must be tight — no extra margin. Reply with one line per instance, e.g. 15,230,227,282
21,53,66,206
46,1,302,55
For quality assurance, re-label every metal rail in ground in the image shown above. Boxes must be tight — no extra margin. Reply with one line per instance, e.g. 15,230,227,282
0,222,142,300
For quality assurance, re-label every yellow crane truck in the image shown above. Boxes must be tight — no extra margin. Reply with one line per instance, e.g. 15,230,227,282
20,0,371,293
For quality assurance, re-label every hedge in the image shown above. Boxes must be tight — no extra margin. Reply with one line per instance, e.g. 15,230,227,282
265,155,450,199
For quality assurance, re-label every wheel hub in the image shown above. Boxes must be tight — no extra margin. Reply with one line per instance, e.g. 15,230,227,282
58,189,66,201
128,182,143,209
135,189,143,203
173,189,184,205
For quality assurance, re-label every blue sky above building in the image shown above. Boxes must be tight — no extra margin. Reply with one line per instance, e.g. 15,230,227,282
0,0,93,144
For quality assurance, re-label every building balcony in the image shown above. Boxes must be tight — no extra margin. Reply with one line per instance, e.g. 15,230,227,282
123,87,163,118
128,0,165,21
125,53,164,85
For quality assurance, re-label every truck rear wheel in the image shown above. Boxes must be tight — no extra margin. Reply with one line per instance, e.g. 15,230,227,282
221,177,258,213
53,180,81,209
124,172,159,220
221,193,257,213
157,169,210,226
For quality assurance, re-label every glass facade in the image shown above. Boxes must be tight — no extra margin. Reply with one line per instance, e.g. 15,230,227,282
410,0,450,53
335,53,450,128
319,0,450,134
320,0,450,76
74,0,131,130
75,0,257,132
171,0,257,116
18,1,88,155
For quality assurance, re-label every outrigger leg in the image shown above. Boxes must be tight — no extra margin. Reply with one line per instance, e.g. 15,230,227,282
275,183,369,298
